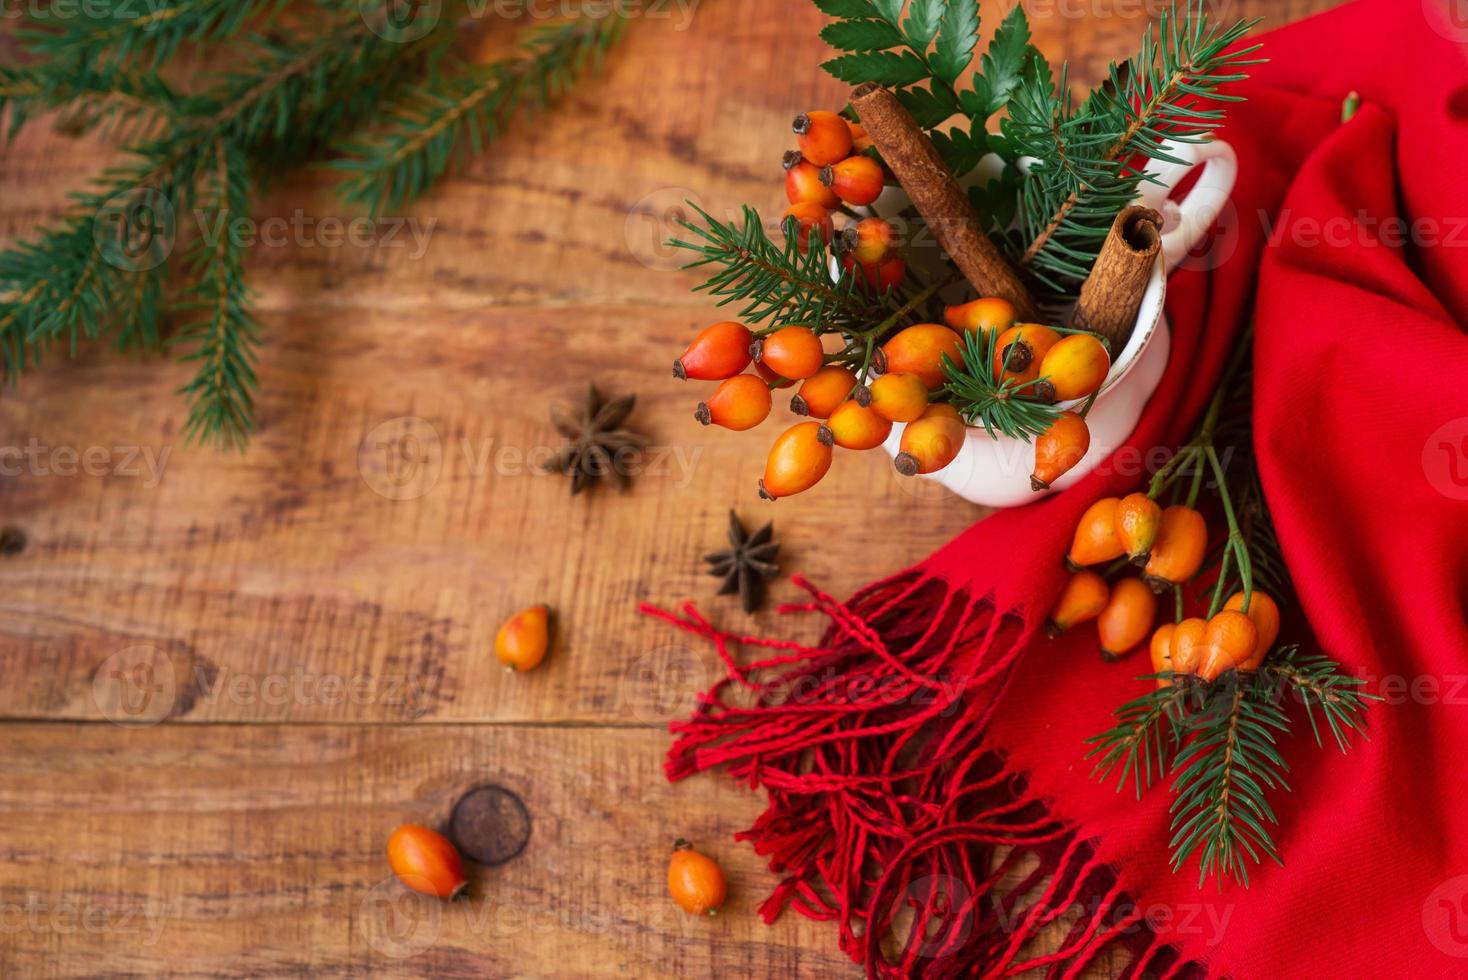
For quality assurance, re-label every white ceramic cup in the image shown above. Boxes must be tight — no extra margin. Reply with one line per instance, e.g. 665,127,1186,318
874,137,1238,508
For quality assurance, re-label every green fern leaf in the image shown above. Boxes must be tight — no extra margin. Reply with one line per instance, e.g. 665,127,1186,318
819,18,906,52
903,0,944,47
931,0,980,85
821,50,930,86
812,0,879,16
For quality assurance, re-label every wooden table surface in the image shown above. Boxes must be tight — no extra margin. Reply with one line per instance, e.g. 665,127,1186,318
0,1,1343,976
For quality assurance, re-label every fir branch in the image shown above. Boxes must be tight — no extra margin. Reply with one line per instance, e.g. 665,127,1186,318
668,204,883,333
1168,676,1289,888
939,326,1060,441
20,0,292,70
1258,646,1379,753
331,15,625,218
173,139,258,450
1009,1,1262,297
1,63,182,144
1086,680,1189,797
0,1,454,445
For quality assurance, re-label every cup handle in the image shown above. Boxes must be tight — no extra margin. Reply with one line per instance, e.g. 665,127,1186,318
1136,137,1238,273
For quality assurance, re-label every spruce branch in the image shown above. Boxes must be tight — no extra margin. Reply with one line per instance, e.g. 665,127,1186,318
20,0,293,70
668,204,887,333
1,64,182,144
1088,321,1377,891
1086,680,1189,797
1168,675,1289,888
939,325,1060,441
331,15,625,218
1008,1,1262,297
173,138,258,450
0,0,553,448
1258,646,1379,753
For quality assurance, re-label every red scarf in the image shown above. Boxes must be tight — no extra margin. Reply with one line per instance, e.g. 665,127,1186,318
645,1,1468,974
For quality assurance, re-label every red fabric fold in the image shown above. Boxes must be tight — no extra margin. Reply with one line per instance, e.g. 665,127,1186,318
993,1,1468,974
649,1,1468,975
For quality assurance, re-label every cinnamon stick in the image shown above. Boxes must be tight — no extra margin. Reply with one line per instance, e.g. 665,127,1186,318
1071,205,1162,350
850,83,1039,321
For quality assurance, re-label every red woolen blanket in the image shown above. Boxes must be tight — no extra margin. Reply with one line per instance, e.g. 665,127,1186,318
645,1,1468,975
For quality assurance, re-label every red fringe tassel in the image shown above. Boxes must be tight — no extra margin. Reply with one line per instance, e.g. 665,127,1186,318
641,572,1202,979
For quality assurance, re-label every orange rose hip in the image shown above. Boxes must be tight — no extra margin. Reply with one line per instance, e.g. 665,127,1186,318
759,421,834,499
1097,577,1157,660
755,326,825,380
894,403,965,476
1046,570,1109,637
792,110,853,166
868,372,929,423
387,825,467,899
668,839,727,916
881,324,963,389
695,375,772,431
675,321,753,381
790,365,858,419
496,604,550,671
821,155,885,206
1031,410,1091,491
783,150,839,209
824,400,892,450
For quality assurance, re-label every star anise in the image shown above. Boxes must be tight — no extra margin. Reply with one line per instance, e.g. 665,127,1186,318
549,386,646,495
704,510,780,613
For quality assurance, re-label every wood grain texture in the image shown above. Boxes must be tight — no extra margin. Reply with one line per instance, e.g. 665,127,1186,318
0,723,854,978
0,0,1348,975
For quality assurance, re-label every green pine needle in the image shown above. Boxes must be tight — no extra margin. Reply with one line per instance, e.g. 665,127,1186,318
811,0,1260,303
0,2,623,449
332,15,626,219
1258,646,1380,753
1007,1,1263,300
939,326,1060,442
1088,650,1376,890
668,204,885,333
1166,676,1289,889
174,139,259,451
20,0,294,71
1085,679,1189,798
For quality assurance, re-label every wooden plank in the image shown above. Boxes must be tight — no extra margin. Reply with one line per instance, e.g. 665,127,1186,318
0,723,857,979
0,1,1350,977
0,0,1346,726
